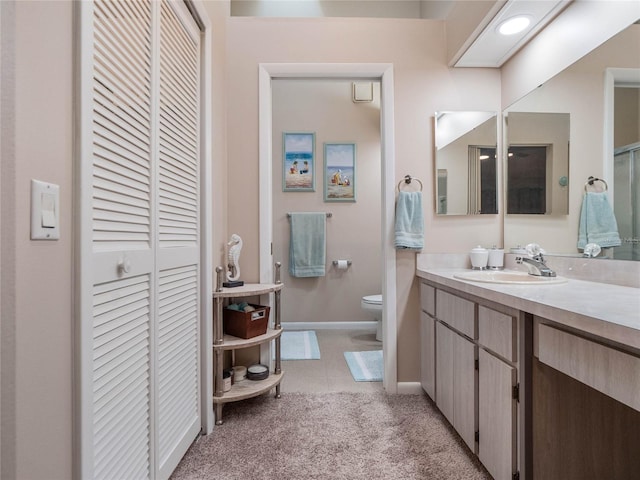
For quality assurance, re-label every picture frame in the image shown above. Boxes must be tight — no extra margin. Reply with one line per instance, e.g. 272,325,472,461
283,132,315,192
324,143,356,202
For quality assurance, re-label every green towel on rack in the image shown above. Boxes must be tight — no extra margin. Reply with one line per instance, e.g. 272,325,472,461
395,191,424,250
577,192,621,249
289,212,326,277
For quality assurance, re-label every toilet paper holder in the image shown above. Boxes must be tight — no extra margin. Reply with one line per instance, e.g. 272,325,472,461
332,260,352,267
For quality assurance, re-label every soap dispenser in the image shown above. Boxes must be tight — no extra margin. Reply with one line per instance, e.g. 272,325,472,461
469,246,489,270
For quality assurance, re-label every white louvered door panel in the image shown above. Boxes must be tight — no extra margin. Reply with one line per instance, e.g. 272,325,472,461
89,1,155,479
156,2,201,477
92,275,152,480
79,1,202,479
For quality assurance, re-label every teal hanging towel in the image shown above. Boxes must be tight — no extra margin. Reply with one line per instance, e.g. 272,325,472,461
289,212,326,277
395,191,424,250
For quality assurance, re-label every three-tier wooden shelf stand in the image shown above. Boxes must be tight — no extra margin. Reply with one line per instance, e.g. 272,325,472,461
212,262,284,424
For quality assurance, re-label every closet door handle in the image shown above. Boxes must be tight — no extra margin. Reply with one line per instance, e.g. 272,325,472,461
117,257,131,275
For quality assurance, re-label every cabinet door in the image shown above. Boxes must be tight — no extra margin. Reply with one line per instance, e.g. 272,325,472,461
454,334,477,453
436,322,454,424
420,312,436,399
478,348,516,480
436,290,475,338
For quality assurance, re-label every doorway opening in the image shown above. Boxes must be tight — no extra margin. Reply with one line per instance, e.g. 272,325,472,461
258,63,398,392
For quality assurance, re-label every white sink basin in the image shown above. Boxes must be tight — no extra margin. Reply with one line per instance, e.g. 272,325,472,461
453,270,568,285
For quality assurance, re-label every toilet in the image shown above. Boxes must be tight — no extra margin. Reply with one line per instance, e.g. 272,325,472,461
361,294,383,341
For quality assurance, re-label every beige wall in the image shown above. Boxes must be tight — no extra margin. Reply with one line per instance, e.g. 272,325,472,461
272,79,382,324
225,17,501,382
0,1,74,478
204,0,231,269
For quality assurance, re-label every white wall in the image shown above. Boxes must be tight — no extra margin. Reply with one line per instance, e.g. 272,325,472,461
272,79,382,325
225,16,501,381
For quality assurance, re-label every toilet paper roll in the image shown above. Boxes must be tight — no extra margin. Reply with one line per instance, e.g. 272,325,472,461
336,260,349,270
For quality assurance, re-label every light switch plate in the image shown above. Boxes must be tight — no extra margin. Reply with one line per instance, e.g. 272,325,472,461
31,179,60,240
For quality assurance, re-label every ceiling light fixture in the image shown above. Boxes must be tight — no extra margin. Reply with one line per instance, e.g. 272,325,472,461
497,15,531,36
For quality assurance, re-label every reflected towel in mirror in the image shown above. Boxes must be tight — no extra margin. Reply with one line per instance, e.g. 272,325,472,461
577,192,621,249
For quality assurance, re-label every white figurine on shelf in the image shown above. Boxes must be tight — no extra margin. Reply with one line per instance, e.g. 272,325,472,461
227,234,243,282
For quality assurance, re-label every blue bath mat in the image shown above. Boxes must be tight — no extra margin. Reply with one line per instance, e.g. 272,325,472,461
280,331,321,360
344,350,383,382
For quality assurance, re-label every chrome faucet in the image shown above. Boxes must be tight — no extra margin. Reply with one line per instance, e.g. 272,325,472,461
515,253,556,277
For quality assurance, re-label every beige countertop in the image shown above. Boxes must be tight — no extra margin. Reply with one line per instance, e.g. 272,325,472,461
416,267,640,352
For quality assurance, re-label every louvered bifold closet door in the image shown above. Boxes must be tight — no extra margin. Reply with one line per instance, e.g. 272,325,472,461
80,0,201,479
90,1,154,479
156,1,201,478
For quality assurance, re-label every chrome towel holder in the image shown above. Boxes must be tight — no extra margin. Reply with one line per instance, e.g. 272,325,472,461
286,212,332,218
397,174,423,192
584,176,608,192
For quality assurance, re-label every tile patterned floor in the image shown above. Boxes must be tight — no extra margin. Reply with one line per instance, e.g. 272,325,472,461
280,329,384,393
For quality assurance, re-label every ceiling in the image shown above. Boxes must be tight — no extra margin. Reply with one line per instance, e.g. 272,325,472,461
230,0,572,68
230,0,456,19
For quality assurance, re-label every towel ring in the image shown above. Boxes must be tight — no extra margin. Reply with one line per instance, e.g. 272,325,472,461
584,176,608,192
397,174,423,192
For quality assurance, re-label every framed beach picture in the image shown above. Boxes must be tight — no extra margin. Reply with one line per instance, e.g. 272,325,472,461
283,132,315,192
324,143,356,202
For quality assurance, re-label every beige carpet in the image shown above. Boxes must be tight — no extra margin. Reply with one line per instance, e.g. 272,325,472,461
171,392,491,480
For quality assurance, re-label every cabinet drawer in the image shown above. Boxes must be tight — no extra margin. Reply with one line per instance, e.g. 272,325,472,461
436,290,475,338
420,282,435,316
478,306,516,362
536,322,640,412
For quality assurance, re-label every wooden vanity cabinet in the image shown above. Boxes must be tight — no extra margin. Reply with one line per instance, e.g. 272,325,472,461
420,283,436,399
533,317,640,478
435,290,477,453
477,306,518,480
435,320,477,449
420,281,520,480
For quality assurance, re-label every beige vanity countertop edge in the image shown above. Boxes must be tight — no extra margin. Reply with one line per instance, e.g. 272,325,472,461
416,268,640,352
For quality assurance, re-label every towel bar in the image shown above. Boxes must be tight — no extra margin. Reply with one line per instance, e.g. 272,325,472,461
287,212,332,218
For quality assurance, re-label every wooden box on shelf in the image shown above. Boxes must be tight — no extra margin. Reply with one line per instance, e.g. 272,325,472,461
223,304,270,339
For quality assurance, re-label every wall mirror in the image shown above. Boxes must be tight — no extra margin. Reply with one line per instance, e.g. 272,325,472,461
434,111,498,215
503,24,640,260
505,112,570,215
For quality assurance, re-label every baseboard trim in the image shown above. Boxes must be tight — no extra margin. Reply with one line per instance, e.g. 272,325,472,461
397,382,424,395
281,321,377,331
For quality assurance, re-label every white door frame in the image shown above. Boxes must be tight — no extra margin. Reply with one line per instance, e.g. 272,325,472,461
258,63,397,392
603,67,640,200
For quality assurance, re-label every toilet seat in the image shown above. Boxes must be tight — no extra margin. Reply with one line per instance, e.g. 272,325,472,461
362,294,382,306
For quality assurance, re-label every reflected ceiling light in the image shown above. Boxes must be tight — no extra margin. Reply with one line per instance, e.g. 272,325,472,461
479,155,490,160
497,15,531,35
